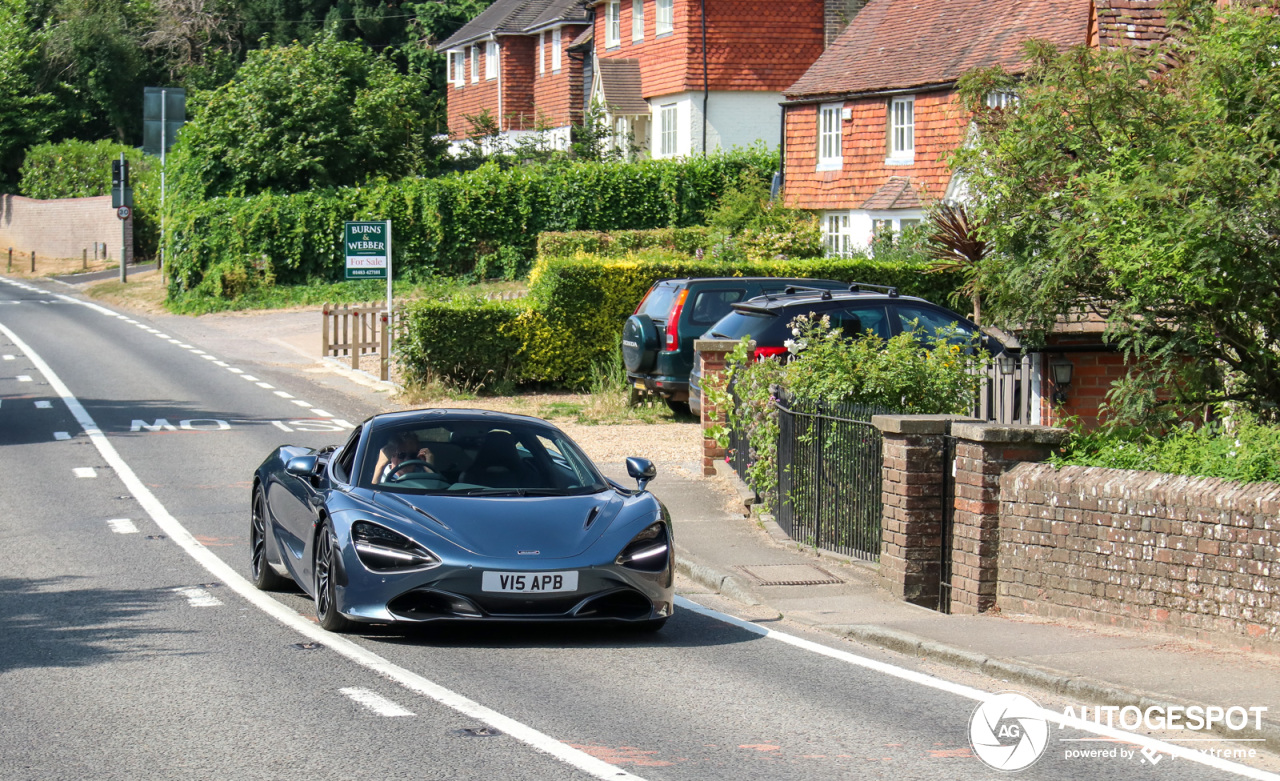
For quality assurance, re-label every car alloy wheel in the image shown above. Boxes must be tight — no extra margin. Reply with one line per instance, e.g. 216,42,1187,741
250,487,289,591
314,521,355,632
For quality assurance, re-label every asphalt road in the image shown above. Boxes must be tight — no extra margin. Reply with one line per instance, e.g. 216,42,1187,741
1,277,1274,781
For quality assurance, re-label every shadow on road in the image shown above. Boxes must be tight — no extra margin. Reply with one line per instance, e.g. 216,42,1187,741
0,575,192,673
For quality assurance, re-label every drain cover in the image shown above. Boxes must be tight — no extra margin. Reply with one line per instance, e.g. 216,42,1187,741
454,727,502,738
736,564,843,586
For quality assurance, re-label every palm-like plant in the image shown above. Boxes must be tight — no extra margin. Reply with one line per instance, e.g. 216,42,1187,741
925,202,987,324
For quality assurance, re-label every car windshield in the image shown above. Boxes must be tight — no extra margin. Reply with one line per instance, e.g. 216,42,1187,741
360,420,609,496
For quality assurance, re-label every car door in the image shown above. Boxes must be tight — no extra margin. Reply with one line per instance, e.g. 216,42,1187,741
830,305,892,341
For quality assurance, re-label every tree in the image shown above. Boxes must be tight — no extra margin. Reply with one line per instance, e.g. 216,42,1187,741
0,0,60,190
954,5,1280,420
169,35,443,200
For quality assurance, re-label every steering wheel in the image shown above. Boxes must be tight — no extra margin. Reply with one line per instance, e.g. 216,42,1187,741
386,459,437,482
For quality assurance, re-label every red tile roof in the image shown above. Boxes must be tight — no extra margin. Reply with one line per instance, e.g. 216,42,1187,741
786,0,1091,100
860,177,923,210
596,58,649,115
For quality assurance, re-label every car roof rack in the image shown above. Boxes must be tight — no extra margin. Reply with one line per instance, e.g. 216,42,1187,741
847,282,899,297
781,285,835,300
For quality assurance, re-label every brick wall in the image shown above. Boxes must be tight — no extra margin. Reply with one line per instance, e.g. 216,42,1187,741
999,463,1280,649
597,0,824,97
501,36,538,130
783,89,966,211
445,46,502,138
0,194,131,263
824,0,866,46
1094,0,1169,50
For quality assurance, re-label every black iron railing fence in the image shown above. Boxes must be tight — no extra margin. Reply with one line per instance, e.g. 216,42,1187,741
725,382,887,562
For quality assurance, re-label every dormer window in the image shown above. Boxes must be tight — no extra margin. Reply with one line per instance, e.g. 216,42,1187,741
887,96,914,164
606,0,621,48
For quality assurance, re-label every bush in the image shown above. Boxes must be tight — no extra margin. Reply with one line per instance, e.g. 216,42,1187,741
1052,412,1280,484
19,139,160,259
398,296,525,389
396,250,962,388
166,148,778,296
537,227,714,258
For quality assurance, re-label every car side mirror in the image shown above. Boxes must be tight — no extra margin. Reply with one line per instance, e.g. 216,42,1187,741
625,457,656,493
285,455,320,477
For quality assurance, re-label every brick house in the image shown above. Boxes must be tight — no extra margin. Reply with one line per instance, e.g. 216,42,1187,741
439,0,866,157
437,0,593,150
780,0,1092,255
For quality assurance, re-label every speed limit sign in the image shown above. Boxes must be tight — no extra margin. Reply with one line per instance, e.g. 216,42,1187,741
116,205,131,220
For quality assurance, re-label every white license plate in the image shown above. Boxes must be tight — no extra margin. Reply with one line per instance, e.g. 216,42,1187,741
482,571,579,593
633,381,646,390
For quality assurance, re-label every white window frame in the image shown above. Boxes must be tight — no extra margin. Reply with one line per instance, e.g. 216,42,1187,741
659,103,678,157
870,212,925,243
986,90,1018,109
606,0,621,48
552,28,562,72
539,32,545,75
450,50,465,87
470,47,479,84
632,0,645,41
817,103,842,171
824,212,853,258
655,0,673,35
447,50,458,85
887,95,914,164
485,40,498,80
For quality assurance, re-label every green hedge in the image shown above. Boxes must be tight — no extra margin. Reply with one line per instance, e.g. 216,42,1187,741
19,140,160,259
537,227,714,258
166,149,777,294
399,251,962,387
398,297,525,388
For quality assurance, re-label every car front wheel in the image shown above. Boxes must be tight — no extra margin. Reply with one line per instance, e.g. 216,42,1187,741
251,487,290,591
314,521,356,632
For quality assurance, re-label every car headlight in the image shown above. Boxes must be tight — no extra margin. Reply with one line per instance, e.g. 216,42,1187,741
616,521,669,572
351,521,440,572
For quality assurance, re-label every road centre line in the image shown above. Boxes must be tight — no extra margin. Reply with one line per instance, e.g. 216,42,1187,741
241,375,260,382
274,391,294,398
674,596,1279,779
35,400,51,408
73,467,96,478
54,432,71,440
3,355,13,360
291,399,312,407
256,382,274,389
0,321,647,781
228,368,243,374
107,518,139,534
17,375,31,381
310,409,333,418
340,688,415,717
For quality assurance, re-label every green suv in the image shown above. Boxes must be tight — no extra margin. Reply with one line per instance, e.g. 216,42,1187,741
621,277,848,412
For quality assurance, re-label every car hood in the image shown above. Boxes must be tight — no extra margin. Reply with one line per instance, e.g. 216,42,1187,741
372,491,626,560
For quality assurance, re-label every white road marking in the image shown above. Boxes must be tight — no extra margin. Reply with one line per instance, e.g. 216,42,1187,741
107,518,138,534
54,432,71,440
256,382,274,389
201,355,217,361
17,375,31,382
190,349,206,355
3,355,13,360
241,375,259,382
228,368,244,374
174,587,222,607
274,391,294,398
0,321,647,781
340,688,415,717
35,400,52,408
310,409,334,418
176,343,192,349
168,339,182,344
73,467,96,478
674,596,1279,780
123,319,138,324
291,399,312,407
213,361,229,367
154,333,170,339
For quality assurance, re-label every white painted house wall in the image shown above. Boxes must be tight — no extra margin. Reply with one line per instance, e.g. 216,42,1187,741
647,91,784,158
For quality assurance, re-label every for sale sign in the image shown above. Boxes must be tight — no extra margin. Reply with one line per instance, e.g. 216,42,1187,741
344,221,388,279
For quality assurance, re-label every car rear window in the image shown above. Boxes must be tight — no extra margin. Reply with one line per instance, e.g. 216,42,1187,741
636,285,677,320
707,310,779,341
689,289,745,325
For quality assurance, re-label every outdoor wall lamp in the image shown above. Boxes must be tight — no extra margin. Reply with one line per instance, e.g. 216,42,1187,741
1051,359,1074,404
997,354,1017,376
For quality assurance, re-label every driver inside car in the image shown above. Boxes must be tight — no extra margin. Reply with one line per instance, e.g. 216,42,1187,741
372,431,438,483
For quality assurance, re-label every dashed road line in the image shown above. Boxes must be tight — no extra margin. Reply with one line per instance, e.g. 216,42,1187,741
54,432,71,440
3,355,13,360
256,382,274,389
35,400,52,408
274,391,294,398
241,375,260,382
73,467,97,478
228,368,244,374
174,587,222,607
17,375,31,382
340,688,415,718
107,518,139,534
310,409,334,418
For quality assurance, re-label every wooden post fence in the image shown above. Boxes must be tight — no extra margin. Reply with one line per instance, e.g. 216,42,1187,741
321,301,406,382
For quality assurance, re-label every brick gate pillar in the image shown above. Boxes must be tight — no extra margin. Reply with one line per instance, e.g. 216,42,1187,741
949,423,1069,614
694,338,745,476
872,415,977,606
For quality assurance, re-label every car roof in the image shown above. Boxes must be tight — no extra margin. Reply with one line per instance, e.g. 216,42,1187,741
365,408,563,431
734,290,932,313
652,277,849,286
